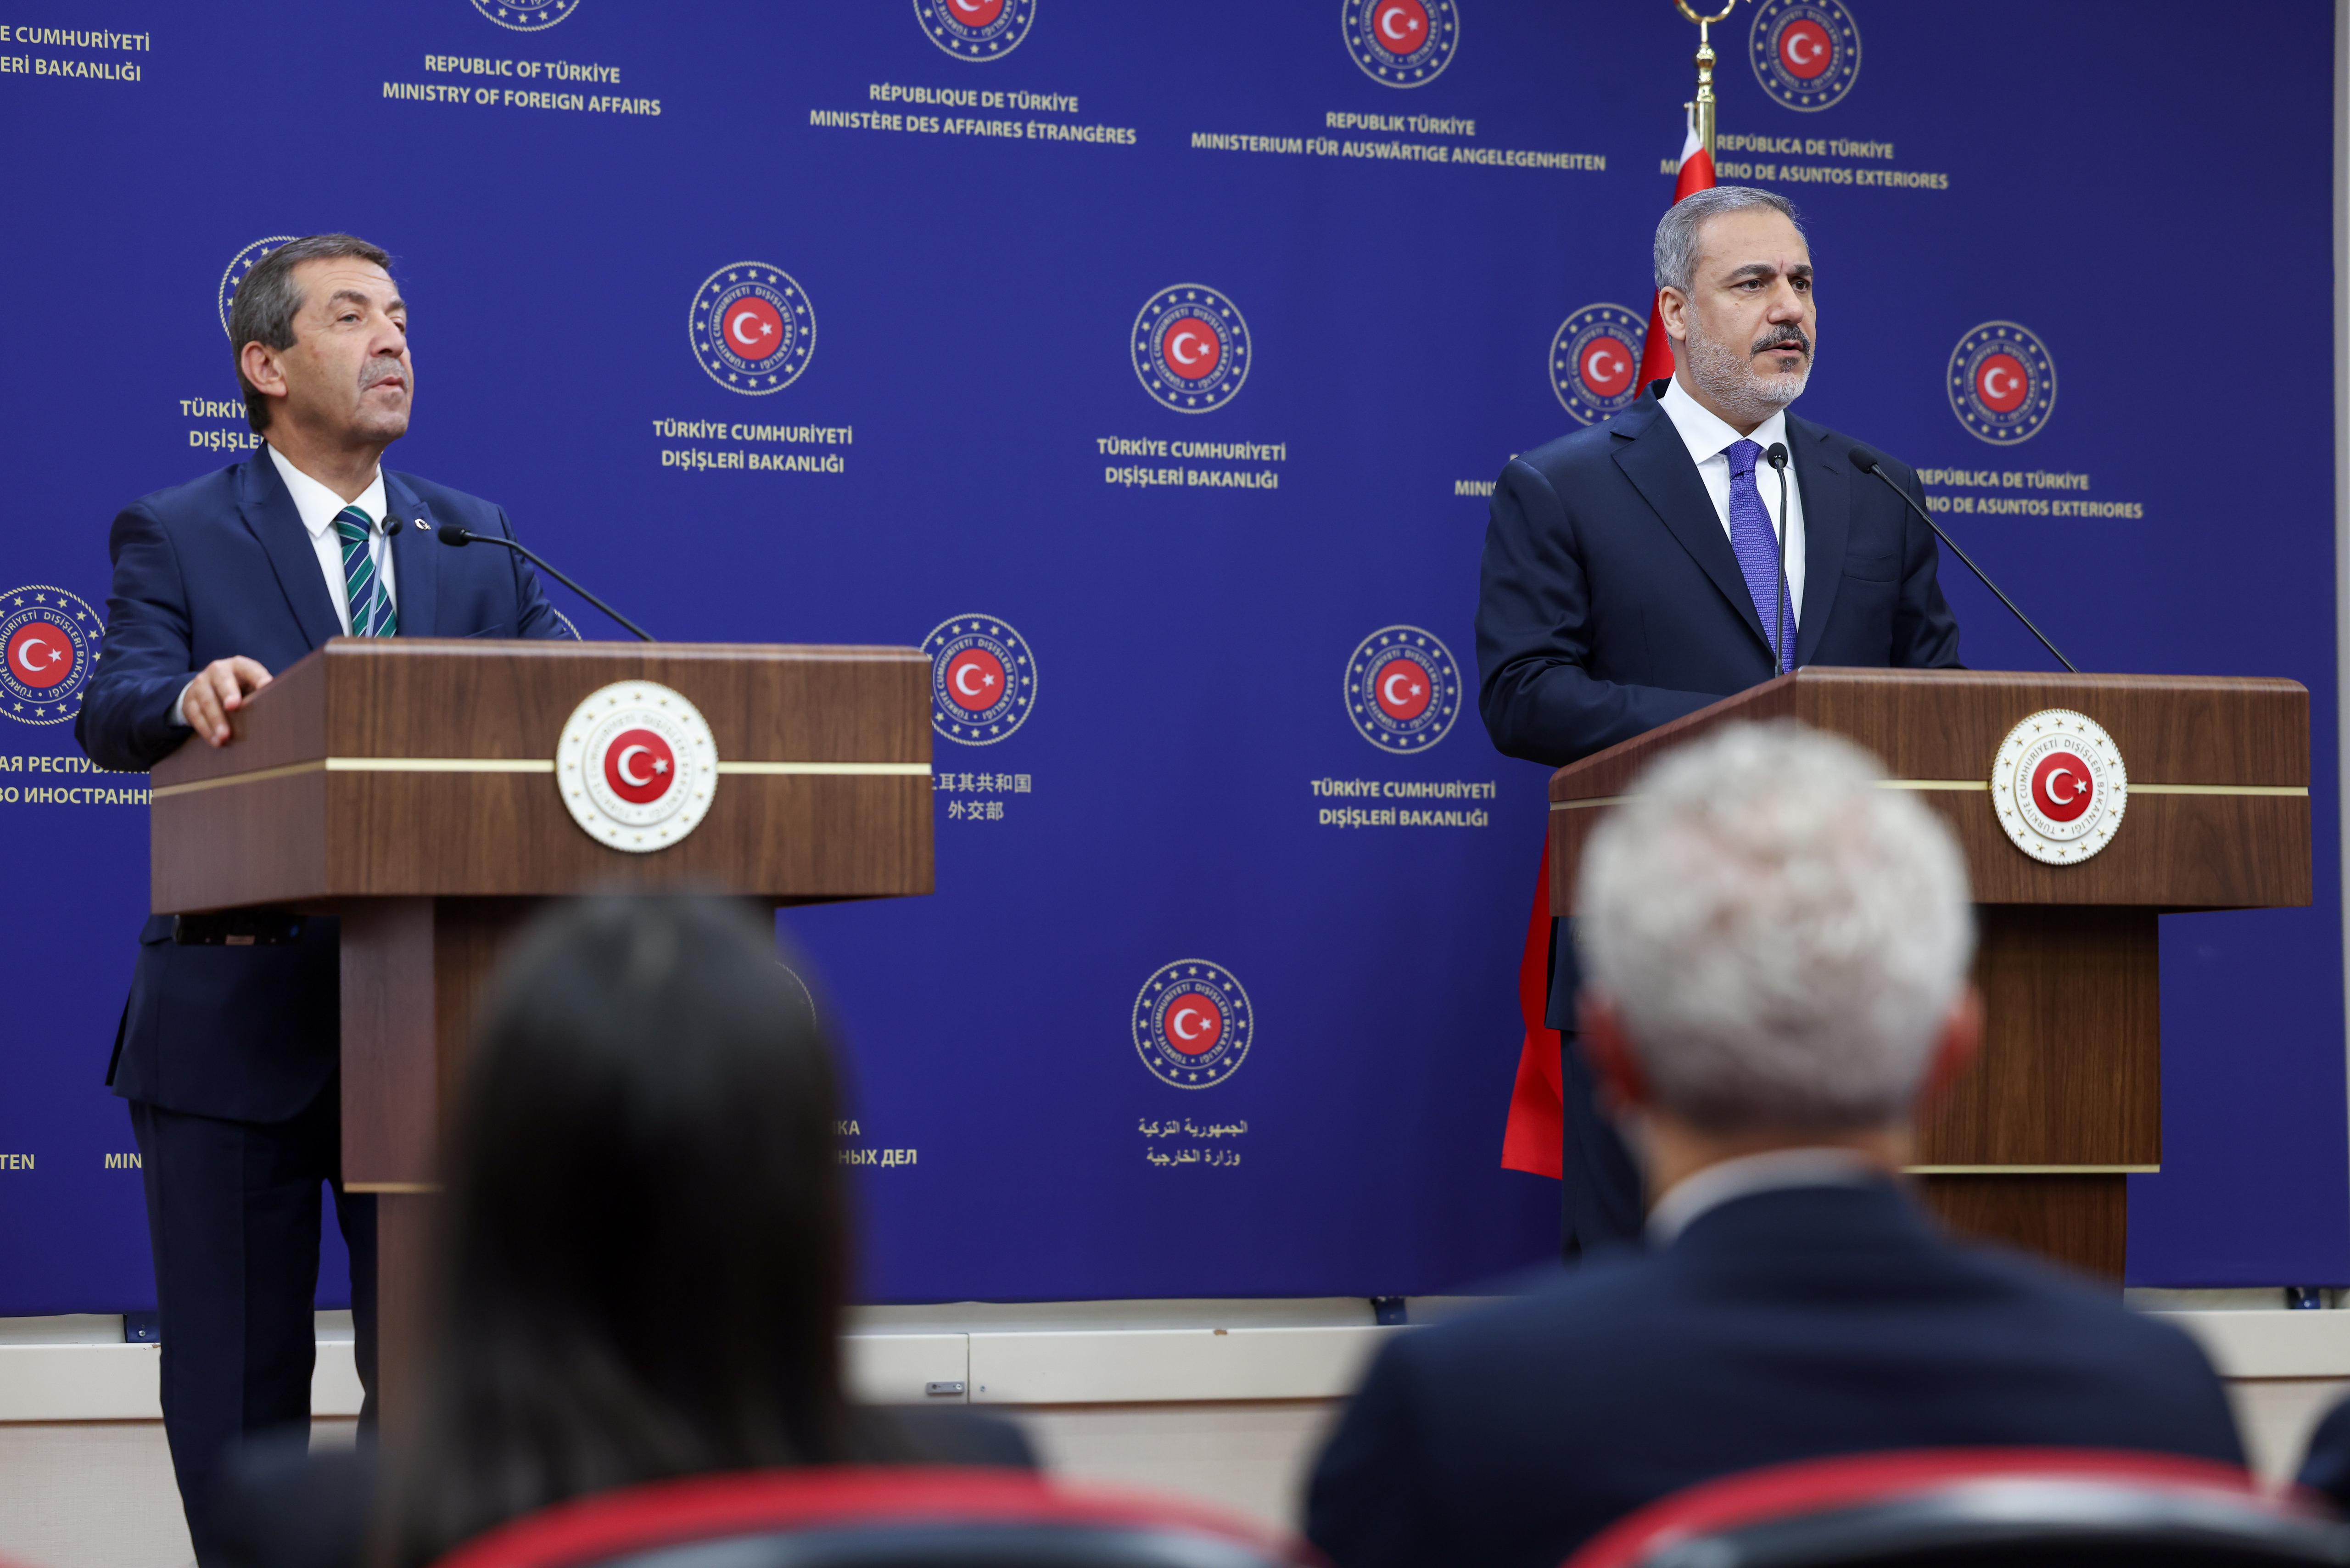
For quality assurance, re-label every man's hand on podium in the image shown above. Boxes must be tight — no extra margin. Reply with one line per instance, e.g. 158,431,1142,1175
181,656,272,747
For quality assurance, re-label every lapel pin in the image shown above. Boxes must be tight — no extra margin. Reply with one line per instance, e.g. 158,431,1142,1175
414,518,431,531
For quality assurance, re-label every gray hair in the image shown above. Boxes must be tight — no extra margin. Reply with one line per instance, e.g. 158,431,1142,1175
1654,186,1804,295
1577,722,1974,1133
228,233,393,433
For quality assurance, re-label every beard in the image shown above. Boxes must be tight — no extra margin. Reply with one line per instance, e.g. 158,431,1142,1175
1683,314,1812,423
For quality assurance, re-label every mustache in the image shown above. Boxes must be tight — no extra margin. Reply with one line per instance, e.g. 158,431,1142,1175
1751,325,1811,357
361,357,407,389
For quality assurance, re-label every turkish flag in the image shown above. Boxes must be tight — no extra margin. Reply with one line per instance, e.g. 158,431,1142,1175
1500,112,1716,1180
1634,111,1718,392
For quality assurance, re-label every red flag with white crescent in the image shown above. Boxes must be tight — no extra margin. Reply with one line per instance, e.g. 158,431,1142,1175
1500,109,1718,1180
1633,110,1718,391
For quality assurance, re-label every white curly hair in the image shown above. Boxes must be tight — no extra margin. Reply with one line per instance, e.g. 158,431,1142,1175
1577,721,1975,1132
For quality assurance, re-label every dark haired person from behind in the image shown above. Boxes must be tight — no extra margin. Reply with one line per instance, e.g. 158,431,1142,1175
212,897,1029,1568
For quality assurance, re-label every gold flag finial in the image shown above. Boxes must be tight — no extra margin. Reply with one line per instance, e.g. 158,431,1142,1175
1672,0,1740,160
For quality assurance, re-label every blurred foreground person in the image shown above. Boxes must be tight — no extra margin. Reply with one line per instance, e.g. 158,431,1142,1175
1305,723,2241,1568
213,897,1027,1568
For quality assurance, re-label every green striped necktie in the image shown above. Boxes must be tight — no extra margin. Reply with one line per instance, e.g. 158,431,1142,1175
332,505,397,638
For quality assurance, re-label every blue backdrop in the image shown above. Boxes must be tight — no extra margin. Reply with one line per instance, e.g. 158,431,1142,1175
1,0,2343,1310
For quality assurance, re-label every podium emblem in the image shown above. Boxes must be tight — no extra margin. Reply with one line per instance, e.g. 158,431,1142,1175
1133,960,1255,1089
556,681,719,852
1991,709,2127,864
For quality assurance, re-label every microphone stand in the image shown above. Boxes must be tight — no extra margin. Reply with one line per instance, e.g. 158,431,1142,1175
437,526,655,642
1852,459,2076,674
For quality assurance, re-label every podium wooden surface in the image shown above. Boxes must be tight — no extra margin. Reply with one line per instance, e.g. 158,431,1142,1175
149,638,933,1416
1549,667,2311,1278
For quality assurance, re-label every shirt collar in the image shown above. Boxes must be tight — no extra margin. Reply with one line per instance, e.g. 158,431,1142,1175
1659,374,1792,469
265,442,387,542
1645,1147,1883,1246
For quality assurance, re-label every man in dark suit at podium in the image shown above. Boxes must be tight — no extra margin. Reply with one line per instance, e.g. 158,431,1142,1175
1307,725,2242,1568
76,233,566,1555
1476,187,1963,1255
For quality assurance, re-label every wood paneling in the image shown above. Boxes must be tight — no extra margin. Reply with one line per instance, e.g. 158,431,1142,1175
1549,667,2311,915
155,642,937,1422
1917,1174,2126,1282
151,641,934,911
1917,909,2160,1167
1544,667,2309,1279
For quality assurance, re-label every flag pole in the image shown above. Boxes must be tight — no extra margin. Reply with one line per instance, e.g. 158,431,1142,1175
1673,0,1740,162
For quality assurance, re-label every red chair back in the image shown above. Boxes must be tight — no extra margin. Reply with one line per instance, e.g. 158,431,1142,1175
1565,1449,2340,1568
431,1467,1314,1568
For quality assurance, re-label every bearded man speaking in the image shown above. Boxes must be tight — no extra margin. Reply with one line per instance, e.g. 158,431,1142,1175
1474,187,1962,1257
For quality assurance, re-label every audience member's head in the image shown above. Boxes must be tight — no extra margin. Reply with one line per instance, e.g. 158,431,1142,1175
374,896,860,1568
1575,722,1978,1182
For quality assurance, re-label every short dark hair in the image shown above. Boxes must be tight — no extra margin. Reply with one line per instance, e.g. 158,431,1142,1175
372,896,872,1568
227,233,392,433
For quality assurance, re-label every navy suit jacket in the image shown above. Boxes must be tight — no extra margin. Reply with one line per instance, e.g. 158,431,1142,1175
1477,386,1963,1039
1476,386,1962,772
78,451,567,1122
1306,1184,2244,1568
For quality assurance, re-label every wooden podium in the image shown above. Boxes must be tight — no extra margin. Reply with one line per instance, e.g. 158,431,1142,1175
1549,668,2311,1279
148,638,933,1411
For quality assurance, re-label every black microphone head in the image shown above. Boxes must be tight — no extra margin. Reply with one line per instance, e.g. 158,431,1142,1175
380,517,404,539
1765,442,1789,470
1848,447,1883,475
437,524,474,547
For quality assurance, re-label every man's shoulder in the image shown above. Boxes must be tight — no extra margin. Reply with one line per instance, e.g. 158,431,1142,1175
384,469,503,523
120,460,252,523
1508,403,1662,489
1382,1253,1665,1380
1785,411,1917,483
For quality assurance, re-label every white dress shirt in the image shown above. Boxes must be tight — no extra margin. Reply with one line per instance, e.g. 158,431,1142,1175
173,446,397,729
265,442,397,636
1645,1146,1882,1245
1658,375,1807,643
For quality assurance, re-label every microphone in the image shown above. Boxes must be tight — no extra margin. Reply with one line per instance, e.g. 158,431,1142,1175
1849,449,2076,674
381,517,405,540
1765,443,1790,676
437,524,653,642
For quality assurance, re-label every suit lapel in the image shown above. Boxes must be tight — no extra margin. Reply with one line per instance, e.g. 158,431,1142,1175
236,451,344,650
1789,413,1849,667
1610,398,1771,653
382,473,439,638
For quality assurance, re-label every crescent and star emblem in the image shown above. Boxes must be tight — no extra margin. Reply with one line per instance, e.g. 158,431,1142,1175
2045,766,2083,806
1983,365,2021,401
1785,29,1822,64
613,744,670,789
1169,330,1205,367
1171,1005,1208,1042
12,636,57,675
1379,5,1418,42
728,309,771,349
953,664,991,698
951,0,987,11
1382,671,1417,705
1583,347,1623,385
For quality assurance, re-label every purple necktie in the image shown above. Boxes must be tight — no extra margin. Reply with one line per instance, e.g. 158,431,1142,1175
1726,438,1792,672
